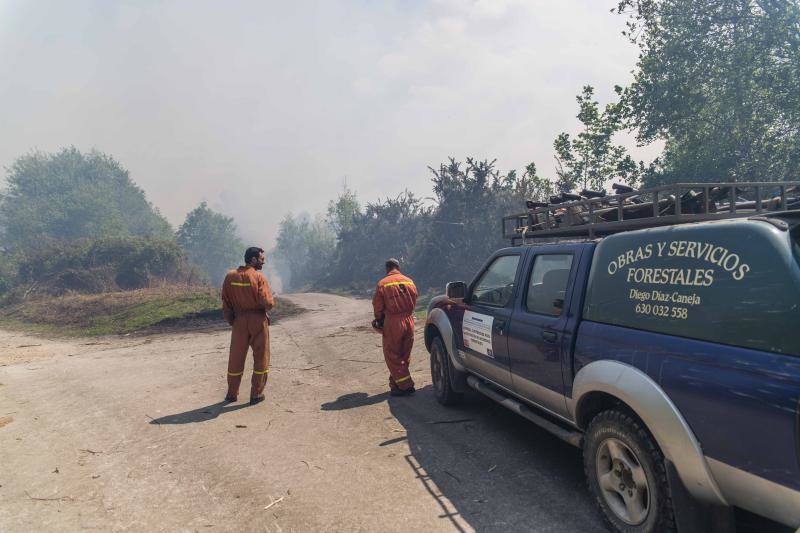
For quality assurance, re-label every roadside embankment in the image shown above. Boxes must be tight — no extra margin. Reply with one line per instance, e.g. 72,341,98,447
0,286,301,337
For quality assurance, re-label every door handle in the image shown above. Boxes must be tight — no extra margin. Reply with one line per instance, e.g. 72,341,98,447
494,319,507,336
541,330,558,343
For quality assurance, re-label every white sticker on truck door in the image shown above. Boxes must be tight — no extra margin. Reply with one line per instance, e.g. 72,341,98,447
462,311,494,358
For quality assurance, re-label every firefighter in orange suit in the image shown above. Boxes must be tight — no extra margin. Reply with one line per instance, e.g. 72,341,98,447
372,258,418,396
221,247,274,405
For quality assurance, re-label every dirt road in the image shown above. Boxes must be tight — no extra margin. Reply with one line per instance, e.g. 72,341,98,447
0,293,604,532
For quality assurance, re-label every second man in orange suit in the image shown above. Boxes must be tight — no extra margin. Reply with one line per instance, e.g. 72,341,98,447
372,258,418,396
221,247,274,405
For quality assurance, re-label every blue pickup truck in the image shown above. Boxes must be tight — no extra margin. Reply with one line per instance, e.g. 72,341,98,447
424,183,800,532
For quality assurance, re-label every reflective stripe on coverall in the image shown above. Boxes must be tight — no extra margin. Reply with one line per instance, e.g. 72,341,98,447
372,269,418,391
221,266,275,399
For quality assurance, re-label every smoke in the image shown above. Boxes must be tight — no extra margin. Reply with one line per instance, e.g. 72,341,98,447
0,0,654,250
263,258,286,295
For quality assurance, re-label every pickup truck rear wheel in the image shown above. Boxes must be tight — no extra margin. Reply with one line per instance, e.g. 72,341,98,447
430,335,463,406
583,410,676,533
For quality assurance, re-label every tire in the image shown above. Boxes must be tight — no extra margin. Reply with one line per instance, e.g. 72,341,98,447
583,410,676,533
429,335,463,406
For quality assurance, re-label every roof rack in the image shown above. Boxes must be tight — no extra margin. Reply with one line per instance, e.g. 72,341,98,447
503,181,800,246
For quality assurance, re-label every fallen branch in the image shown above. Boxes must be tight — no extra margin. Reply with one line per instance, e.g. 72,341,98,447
22,281,39,300
263,496,284,510
79,449,103,455
16,344,42,348
25,490,74,502
339,358,382,364
270,364,323,371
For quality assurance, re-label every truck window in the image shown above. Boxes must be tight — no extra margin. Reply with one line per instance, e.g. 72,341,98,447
471,255,520,307
526,254,573,316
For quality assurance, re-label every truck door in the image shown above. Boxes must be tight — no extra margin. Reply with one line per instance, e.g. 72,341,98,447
457,252,522,390
507,246,582,418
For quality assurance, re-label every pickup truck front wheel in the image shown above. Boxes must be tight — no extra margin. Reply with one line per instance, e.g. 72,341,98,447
583,410,676,533
430,335,463,406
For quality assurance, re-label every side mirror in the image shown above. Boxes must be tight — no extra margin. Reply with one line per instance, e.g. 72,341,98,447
445,281,467,300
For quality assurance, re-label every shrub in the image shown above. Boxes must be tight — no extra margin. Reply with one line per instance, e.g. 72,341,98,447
9,236,201,299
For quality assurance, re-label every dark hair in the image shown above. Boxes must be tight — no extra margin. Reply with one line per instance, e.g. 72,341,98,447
385,258,400,270
244,247,264,265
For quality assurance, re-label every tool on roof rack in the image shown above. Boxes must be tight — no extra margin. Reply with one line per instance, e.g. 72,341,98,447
504,181,800,245
612,183,635,194
526,200,548,210
580,189,606,199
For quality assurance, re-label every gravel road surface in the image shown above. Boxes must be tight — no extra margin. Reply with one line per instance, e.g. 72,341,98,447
0,293,605,532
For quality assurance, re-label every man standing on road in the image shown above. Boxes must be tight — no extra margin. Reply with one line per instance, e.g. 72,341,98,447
221,247,274,405
372,258,418,397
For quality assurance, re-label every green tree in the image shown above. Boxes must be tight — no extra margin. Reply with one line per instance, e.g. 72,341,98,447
0,249,22,296
0,147,172,248
616,0,800,184
326,184,361,235
326,191,431,290
273,213,335,291
176,202,243,284
411,157,535,289
554,85,641,192
507,162,556,202
274,158,554,292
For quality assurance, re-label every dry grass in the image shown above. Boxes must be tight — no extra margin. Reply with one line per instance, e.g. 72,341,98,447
0,286,302,337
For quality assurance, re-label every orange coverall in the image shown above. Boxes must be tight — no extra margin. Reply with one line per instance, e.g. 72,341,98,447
372,269,418,391
221,266,275,400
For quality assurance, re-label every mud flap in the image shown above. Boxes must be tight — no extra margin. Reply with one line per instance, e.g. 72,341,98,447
448,354,468,393
666,459,735,533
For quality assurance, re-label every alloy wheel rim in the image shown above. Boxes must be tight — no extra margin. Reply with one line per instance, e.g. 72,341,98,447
595,437,650,525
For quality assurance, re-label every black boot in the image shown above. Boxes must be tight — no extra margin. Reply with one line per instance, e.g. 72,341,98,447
249,394,265,405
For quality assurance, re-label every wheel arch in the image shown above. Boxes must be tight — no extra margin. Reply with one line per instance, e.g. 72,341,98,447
574,390,628,431
423,322,439,351
425,308,468,391
570,360,728,507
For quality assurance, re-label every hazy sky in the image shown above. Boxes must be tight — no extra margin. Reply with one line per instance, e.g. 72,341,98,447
0,0,656,247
